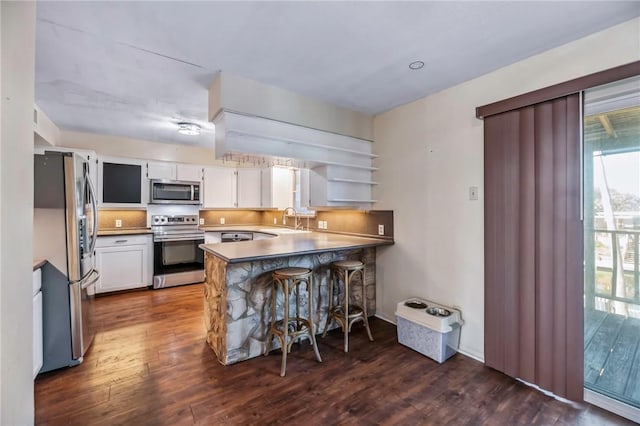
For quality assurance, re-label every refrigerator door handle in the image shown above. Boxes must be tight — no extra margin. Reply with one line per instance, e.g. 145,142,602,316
85,173,99,255
81,269,100,290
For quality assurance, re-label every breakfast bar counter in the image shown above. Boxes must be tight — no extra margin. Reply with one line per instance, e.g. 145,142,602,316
199,232,392,365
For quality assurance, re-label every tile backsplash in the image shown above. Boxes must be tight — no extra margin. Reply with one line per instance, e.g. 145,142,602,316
98,208,394,239
98,209,147,230
199,210,263,226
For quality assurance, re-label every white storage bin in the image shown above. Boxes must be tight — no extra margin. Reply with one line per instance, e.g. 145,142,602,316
395,298,463,363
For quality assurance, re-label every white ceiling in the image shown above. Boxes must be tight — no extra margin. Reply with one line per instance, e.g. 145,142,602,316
35,1,640,147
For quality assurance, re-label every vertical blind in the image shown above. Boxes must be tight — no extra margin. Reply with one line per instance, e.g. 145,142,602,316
483,94,584,401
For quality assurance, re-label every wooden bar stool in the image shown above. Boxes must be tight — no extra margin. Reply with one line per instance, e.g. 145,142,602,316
264,267,322,376
322,260,374,352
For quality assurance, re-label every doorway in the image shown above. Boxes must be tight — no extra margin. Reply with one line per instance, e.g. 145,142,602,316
583,75,640,420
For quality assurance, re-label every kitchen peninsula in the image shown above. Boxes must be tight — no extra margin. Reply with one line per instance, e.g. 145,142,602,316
199,229,393,365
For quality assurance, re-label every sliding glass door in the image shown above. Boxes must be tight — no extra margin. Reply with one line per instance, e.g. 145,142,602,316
584,76,640,419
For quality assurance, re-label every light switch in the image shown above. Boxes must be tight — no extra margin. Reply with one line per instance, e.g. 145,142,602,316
220,217,225,225
378,224,385,235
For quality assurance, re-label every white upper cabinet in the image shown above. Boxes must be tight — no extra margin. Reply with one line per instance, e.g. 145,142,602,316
203,166,237,208
237,169,262,208
262,167,293,209
98,156,147,207
176,164,203,182
146,161,177,180
147,162,202,182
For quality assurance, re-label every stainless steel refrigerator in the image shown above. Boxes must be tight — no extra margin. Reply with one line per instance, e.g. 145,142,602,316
34,151,99,372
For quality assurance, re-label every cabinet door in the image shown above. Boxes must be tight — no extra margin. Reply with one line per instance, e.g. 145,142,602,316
33,268,43,378
262,167,293,209
33,291,43,378
95,244,148,293
237,169,262,208
98,157,146,207
204,232,221,244
270,167,294,209
147,161,176,180
176,164,203,182
202,167,237,208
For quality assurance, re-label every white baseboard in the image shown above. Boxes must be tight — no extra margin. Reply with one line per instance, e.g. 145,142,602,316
457,347,484,363
584,388,640,423
374,312,396,324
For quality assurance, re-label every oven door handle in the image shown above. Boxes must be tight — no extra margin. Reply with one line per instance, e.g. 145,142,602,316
154,235,204,243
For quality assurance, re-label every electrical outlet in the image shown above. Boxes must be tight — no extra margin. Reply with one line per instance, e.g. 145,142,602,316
378,224,385,235
273,218,277,224
115,219,122,228
199,218,204,225
317,221,323,229
469,186,479,201
324,221,328,229
220,217,225,225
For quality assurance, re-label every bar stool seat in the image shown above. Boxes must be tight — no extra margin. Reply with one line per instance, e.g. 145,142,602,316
264,267,322,376
322,259,374,352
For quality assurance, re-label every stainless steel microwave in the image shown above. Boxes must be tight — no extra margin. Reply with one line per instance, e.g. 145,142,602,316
150,179,201,204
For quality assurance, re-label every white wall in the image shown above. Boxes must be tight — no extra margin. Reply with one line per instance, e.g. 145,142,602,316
373,17,640,361
1,1,36,423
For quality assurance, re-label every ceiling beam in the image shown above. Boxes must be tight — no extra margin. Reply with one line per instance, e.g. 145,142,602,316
598,114,618,138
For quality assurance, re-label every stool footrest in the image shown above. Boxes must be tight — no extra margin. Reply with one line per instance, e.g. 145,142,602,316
331,305,365,318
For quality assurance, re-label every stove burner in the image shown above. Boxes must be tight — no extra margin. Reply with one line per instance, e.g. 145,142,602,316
404,301,427,309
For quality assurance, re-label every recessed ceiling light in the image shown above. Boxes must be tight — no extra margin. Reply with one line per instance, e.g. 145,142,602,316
409,61,425,70
177,122,201,136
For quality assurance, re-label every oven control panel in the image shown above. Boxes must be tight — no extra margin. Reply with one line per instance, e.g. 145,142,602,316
151,214,199,226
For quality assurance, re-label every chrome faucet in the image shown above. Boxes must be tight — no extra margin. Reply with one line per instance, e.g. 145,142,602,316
282,207,302,230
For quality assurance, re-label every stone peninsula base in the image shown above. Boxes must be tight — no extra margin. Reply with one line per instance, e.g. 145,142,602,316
204,248,376,365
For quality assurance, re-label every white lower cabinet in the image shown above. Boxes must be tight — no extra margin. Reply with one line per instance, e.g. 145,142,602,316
33,268,43,379
95,235,152,293
204,232,221,244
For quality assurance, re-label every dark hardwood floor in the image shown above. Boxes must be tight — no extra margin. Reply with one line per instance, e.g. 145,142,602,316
35,284,634,425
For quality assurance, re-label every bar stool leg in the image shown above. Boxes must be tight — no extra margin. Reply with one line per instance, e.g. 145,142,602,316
295,279,301,346
308,276,322,362
280,278,289,377
264,284,275,356
359,268,374,342
343,269,350,353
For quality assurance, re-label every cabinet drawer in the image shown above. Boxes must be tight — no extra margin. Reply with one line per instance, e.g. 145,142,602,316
96,234,151,247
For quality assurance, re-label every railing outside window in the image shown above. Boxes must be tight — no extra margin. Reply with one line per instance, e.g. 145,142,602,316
586,228,640,316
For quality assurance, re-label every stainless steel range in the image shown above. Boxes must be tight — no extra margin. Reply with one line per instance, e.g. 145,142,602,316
151,214,204,289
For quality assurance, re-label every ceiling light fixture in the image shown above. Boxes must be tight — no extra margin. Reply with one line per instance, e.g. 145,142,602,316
409,61,425,70
177,122,201,136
